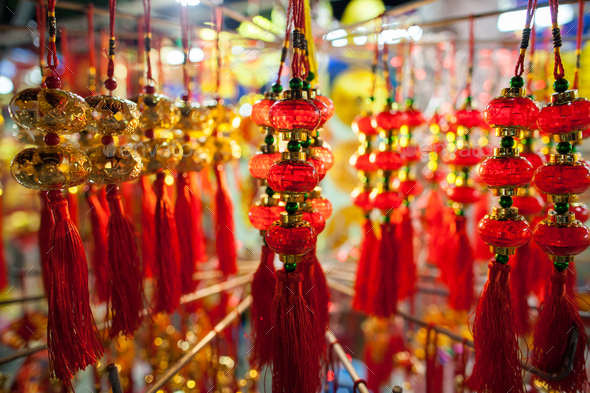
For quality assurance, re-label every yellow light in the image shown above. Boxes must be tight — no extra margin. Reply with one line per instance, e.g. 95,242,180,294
447,173,456,184
249,370,258,378
542,135,550,144
446,133,455,143
400,125,408,135
165,175,174,186
429,152,438,160
478,137,488,146
399,137,408,147
430,123,440,134
173,375,183,384
187,380,196,389
457,126,465,136
154,337,163,346
456,177,464,186
447,142,456,152
399,171,407,181
68,186,78,194
428,161,437,171
199,28,217,41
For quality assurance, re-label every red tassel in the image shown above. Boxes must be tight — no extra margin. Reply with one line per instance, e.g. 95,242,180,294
370,221,400,318
105,184,145,338
353,218,378,312
46,190,103,390
98,186,110,215
175,173,199,294
301,247,330,357
152,172,182,314
511,241,533,335
532,268,589,392
434,207,455,285
66,189,79,228
39,191,54,294
213,165,237,276
0,191,7,291
425,326,444,393
364,324,405,392
249,244,276,369
85,191,109,303
140,176,156,278
397,205,416,300
467,261,523,393
271,270,321,393
447,215,474,311
189,172,207,262
566,262,577,296
424,188,444,265
474,192,494,261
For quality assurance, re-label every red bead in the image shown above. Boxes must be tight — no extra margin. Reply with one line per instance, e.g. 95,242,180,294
351,188,373,211
370,150,403,171
570,202,590,223
144,85,156,94
44,132,60,146
101,135,114,145
267,160,319,193
350,153,378,172
144,129,155,139
249,153,281,179
483,95,539,129
512,195,544,216
478,215,532,248
352,114,378,136
269,97,320,132
310,197,333,220
104,78,118,91
520,151,546,172
251,99,275,127
372,110,407,130
311,145,334,171
399,144,421,164
443,147,486,166
265,221,317,256
248,204,282,230
311,97,329,127
303,210,326,234
455,108,482,130
534,220,590,256
534,163,590,195
397,179,422,197
45,75,62,89
370,190,402,212
479,156,534,188
537,98,590,135
404,109,425,127
447,186,481,204
307,155,326,182
316,95,335,122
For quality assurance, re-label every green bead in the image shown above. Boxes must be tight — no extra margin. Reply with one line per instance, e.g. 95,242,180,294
499,196,513,208
554,261,569,272
556,141,572,154
465,96,473,104
300,139,312,148
302,80,311,90
285,202,299,214
509,76,525,88
368,96,375,102
455,209,464,216
386,97,395,105
287,140,301,152
500,136,515,148
384,215,391,223
553,78,569,93
264,135,275,145
272,83,283,93
554,202,569,214
495,254,509,264
289,77,303,90
306,72,315,82
266,187,275,197
405,98,414,107
284,263,297,272
572,144,577,153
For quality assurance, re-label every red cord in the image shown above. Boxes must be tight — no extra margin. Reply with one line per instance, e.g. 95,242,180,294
215,6,223,94
465,15,474,99
526,23,536,91
107,0,116,81
180,5,191,97
142,0,153,85
36,1,46,85
46,0,59,77
88,4,96,73
573,0,584,89
514,0,538,76
276,0,293,84
549,0,565,80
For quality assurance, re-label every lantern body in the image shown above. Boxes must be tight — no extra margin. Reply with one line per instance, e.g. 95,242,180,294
303,210,326,234
269,98,320,132
265,221,317,256
307,156,327,182
249,153,281,179
311,97,329,128
455,108,482,129
176,145,210,173
267,160,319,193
248,204,283,231
316,95,335,122
570,203,590,223
311,145,334,171
423,168,446,183
351,188,373,211
135,138,183,174
443,147,485,166
534,163,590,195
400,144,421,164
351,153,378,172
478,216,532,248
483,96,539,129
534,220,590,256
447,186,481,204
479,156,534,187
352,114,378,136
405,110,425,127
537,98,590,134
372,110,407,130
370,190,402,212
251,98,275,127
512,195,544,216
520,151,545,172
370,151,403,171
397,179,422,197
310,197,333,220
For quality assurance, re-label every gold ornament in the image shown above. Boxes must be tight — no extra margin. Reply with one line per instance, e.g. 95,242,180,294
203,135,241,164
9,88,93,134
135,137,183,174
11,145,91,190
134,94,181,132
86,144,142,184
175,101,212,140
85,95,140,135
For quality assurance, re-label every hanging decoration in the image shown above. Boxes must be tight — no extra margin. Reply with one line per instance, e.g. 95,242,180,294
8,0,104,387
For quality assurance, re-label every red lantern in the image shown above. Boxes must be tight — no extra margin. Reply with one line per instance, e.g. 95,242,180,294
311,96,329,128
303,210,326,234
352,114,378,136
570,202,590,223
537,98,590,135
248,204,283,230
405,109,425,127
534,162,590,196
372,109,407,131
512,195,544,216
370,150,403,171
316,95,335,122
534,219,590,256
307,155,327,182
447,185,481,204
399,144,421,164
443,147,485,167
269,95,320,132
520,151,545,172
249,153,281,179
251,98,275,127
483,95,539,129
422,167,446,183
310,197,333,220
350,153,378,172
396,179,422,197
479,156,534,188
351,188,373,211
370,190,402,213
478,215,532,249
265,221,317,256
455,107,482,130
267,160,319,193
311,145,334,171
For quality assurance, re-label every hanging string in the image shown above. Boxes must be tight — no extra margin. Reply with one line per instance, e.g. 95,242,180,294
368,17,381,99
36,1,46,85
549,0,565,80
573,0,584,89
137,15,145,88
291,0,306,78
408,41,415,99
380,20,394,99
215,6,223,94
88,3,96,94
46,0,59,77
142,0,154,86
526,23,536,91
303,0,317,84
450,39,457,106
180,4,191,97
465,15,474,99
434,42,443,98
106,0,117,85
275,0,293,84
514,0,538,76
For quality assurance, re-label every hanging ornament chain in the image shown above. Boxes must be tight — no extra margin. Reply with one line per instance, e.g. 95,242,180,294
465,15,474,101
549,0,565,82
275,0,293,85
180,6,191,97
105,0,117,93
88,3,97,94
368,17,381,100
526,23,536,91
214,6,223,94
380,23,394,99
515,0,538,77
36,1,46,84
573,0,584,89
46,0,60,82
291,0,306,79
142,0,154,86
